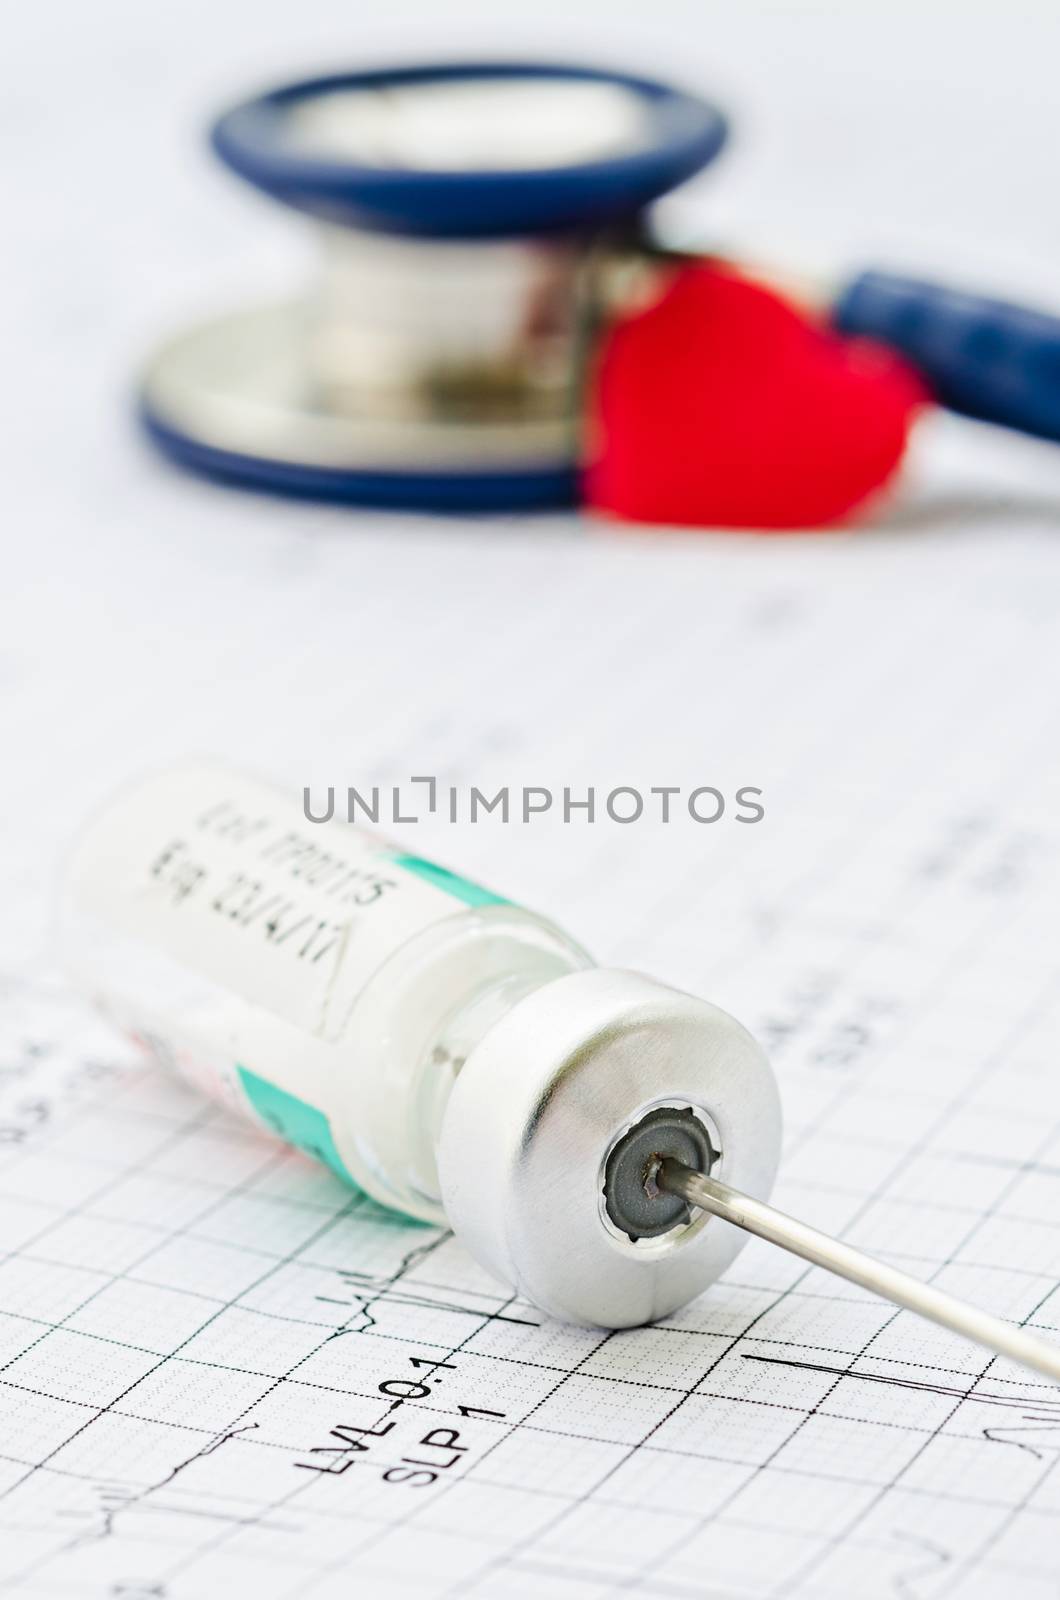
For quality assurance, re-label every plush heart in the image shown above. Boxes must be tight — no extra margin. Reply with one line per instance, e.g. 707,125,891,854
582,261,931,530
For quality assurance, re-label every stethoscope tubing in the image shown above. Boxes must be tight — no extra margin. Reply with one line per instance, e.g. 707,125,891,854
834,270,1060,445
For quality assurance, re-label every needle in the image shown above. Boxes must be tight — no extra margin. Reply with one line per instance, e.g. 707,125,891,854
658,1160,1060,1386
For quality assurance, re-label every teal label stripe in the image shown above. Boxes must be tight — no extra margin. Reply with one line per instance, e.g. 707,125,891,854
390,853,507,908
237,1064,358,1187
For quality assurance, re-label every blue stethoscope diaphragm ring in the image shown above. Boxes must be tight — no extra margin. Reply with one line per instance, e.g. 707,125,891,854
209,61,728,238
140,395,581,513
138,60,728,511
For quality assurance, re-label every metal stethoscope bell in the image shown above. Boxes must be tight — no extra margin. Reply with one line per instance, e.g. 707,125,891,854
140,61,727,511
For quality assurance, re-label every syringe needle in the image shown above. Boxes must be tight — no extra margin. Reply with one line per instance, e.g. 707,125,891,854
658,1160,1060,1386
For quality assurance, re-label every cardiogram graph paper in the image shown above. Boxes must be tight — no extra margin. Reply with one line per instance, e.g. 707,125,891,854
5,566,1060,1600
5,962,1060,1600
5,0,1060,1578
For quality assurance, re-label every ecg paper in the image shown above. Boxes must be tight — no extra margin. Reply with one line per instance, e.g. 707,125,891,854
7,8,1060,1590
6,470,1060,1600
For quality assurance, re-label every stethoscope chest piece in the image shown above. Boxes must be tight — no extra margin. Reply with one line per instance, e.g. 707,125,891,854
139,62,727,510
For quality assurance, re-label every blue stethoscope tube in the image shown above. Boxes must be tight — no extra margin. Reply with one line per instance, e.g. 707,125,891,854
834,271,1060,447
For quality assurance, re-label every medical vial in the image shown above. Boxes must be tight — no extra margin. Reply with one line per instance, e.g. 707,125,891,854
62,765,781,1326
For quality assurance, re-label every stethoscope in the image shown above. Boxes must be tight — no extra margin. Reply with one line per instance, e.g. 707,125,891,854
141,60,1060,524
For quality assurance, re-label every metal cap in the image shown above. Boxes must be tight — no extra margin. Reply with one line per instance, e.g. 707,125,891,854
436,968,781,1328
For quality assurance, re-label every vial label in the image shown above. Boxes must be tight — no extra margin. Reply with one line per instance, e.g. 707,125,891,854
65,766,505,1174
236,1064,355,1182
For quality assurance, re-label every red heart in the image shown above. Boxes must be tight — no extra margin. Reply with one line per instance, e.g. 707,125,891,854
582,261,930,530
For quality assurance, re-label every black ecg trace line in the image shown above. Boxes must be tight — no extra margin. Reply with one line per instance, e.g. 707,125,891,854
742,1352,1060,1416
316,1274,539,1328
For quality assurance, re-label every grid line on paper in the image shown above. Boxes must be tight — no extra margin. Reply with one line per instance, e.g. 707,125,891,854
932,1275,1060,1597
762,973,1060,1599
155,1259,615,1593
0,1083,372,1590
